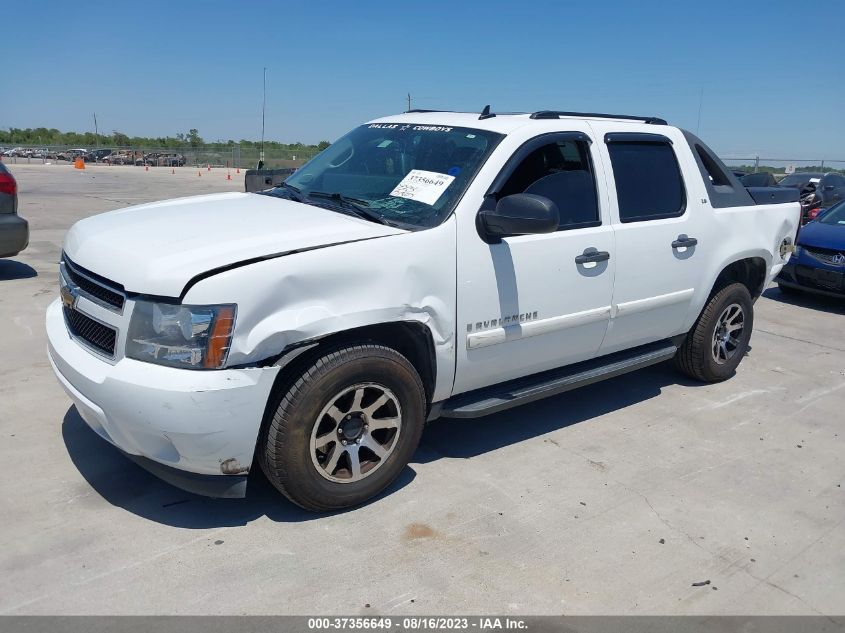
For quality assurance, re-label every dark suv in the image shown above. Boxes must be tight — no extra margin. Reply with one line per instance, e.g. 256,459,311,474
817,173,845,206
779,172,845,223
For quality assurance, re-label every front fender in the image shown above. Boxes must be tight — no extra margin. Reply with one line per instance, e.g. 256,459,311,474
183,220,458,402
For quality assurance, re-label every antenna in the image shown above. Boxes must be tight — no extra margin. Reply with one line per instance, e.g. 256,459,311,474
696,88,704,134
478,105,495,120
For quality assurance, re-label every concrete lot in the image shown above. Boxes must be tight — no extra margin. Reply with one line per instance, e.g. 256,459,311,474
0,162,843,615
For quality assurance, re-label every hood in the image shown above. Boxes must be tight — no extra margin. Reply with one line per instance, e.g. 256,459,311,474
64,192,405,297
797,220,845,251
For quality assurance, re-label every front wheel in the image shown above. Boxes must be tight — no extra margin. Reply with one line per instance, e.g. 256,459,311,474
675,282,754,383
259,344,426,511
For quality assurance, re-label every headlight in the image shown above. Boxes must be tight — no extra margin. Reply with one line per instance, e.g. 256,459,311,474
126,301,236,369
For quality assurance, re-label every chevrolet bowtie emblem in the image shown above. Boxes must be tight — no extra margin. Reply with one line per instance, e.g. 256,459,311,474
60,284,76,309
59,270,79,309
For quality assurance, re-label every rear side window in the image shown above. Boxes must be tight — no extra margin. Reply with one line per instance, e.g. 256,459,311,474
606,136,685,222
695,145,732,187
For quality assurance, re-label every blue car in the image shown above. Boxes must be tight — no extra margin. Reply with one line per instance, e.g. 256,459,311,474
777,200,845,297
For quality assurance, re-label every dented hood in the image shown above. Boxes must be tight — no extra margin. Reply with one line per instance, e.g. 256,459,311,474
63,192,405,297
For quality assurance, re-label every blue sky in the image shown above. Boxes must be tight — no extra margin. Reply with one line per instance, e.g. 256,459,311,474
4,0,844,159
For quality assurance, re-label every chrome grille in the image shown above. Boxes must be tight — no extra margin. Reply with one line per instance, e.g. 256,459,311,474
63,307,117,357
62,256,126,311
804,247,845,267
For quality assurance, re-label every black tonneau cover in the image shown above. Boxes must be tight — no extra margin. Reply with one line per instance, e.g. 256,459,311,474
746,187,800,206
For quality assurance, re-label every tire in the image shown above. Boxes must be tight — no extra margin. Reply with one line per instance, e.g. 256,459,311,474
778,282,801,296
675,282,754,383
259,344,426,511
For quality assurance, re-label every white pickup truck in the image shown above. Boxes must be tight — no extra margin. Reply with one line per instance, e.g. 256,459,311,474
47,108,800,511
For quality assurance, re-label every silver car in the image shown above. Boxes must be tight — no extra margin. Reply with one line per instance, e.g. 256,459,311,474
0,163,28,257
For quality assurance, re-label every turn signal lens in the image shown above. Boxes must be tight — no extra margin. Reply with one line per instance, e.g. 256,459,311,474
205,305,236,369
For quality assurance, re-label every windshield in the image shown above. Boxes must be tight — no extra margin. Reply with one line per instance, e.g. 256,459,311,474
280,123,504,228
779,173,822,188
819,200,845,225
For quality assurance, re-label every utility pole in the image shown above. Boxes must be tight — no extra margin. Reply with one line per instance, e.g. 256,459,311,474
93,112,99,149
260,67,267,167
407,93,412,112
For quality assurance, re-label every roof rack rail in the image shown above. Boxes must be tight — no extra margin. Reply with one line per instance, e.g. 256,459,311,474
405,106,499,119
530,110,667,125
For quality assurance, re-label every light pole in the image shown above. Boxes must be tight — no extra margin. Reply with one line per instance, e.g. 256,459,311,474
260,67,267,168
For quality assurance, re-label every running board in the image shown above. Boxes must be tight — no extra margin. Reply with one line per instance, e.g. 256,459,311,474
440,340,679,419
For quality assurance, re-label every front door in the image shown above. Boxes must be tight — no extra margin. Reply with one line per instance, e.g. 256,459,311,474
454,131,616,395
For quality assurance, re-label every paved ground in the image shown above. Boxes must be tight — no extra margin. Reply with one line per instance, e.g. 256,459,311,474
0,162,843,615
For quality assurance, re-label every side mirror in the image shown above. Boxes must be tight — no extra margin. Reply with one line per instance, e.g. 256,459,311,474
477,193,560,243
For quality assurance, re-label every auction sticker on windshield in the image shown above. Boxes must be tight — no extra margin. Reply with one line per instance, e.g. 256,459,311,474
390,170,455,205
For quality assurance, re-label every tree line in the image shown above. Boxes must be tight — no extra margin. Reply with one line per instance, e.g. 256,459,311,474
0,127,331,152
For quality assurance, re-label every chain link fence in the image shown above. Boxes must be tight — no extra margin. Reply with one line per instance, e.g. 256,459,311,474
719,156,845,176
0,143,319,169
3,143,843,177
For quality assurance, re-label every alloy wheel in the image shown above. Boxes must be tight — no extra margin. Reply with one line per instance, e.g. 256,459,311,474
309,383,402,483
711,303,745,365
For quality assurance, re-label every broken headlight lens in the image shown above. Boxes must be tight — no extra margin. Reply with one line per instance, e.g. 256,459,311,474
126,301,237,369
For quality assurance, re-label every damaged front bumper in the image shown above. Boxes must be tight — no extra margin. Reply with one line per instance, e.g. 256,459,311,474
46,299,279,498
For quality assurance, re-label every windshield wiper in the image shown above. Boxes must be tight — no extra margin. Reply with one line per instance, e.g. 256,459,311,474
276,182,303,201
258,181,303,202
308,191,391,225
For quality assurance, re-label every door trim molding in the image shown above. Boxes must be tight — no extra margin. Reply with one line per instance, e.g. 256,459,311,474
466,287,694,350
467,305,612,350
613,288,694,317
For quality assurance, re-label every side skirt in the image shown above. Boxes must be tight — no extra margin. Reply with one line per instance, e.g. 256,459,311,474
437,339,679,419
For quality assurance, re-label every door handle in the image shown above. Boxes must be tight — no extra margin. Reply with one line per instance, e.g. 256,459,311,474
575,250,611,265
671,234,698,249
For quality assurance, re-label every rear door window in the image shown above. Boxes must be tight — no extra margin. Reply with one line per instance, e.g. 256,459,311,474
606,134,686,222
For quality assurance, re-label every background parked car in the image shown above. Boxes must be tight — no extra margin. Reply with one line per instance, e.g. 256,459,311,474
29,148,58,160
817,172,845,206
85,149,114,162
0,163,28,258
740,172,778,187
103,151,135,165
778,171,845,224
138,152,161,166
57,148,88,162
777,199,845,297
157,153,185,167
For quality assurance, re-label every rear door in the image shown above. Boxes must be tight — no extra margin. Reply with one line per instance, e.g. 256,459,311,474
593,127,711,354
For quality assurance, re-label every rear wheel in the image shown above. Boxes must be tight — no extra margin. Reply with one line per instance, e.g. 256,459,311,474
259,344,426,511
675,283,754,383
